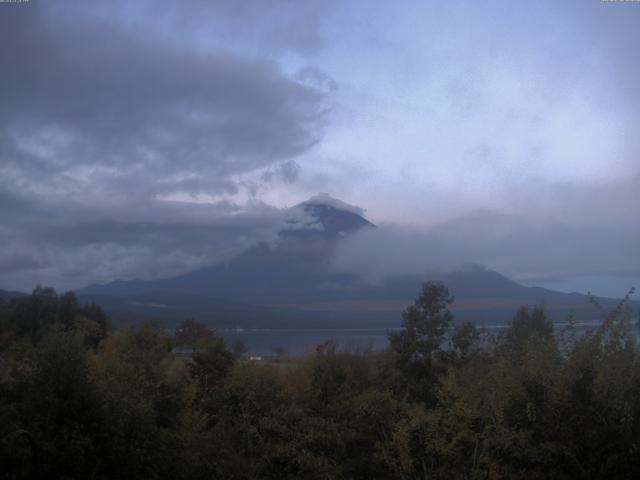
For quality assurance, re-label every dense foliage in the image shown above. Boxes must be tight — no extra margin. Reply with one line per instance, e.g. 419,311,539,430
1,283,639,479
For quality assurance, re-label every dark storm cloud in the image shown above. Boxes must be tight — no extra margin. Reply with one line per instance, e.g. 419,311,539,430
60,0,335,55
0,5,327,183
0,1,331,289
0,254,43,274
0,196,291,289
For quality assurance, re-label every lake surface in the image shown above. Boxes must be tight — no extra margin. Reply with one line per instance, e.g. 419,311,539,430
219,320,634,355
220,328,393,355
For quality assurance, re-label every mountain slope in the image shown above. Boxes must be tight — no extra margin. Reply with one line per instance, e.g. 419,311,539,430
0,289,28,301
81,194,372,302
78,195,636,327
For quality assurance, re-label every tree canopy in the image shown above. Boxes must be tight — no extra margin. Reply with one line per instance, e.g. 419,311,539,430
1,284,639,479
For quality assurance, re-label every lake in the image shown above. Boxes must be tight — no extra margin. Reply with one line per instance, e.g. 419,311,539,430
219,320,633,355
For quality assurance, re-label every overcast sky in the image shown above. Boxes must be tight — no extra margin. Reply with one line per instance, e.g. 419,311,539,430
1,0,639,296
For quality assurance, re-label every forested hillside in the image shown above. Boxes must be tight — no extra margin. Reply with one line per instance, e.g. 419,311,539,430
1,284,639,479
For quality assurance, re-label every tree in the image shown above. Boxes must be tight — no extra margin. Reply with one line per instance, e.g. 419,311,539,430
78,302,110,346
273,345,288,360
174,319,215,353
389,281,454,361
11,329,103,478
58,291,80,328
506,306,553,349
387,281,454,402
232,339,248,357
451,322,481,363
92,323,188,479
8,286,60,342
191,336,236,392
1,287,110,348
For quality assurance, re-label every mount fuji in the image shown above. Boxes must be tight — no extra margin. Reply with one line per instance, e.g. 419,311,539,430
77,194,633,328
